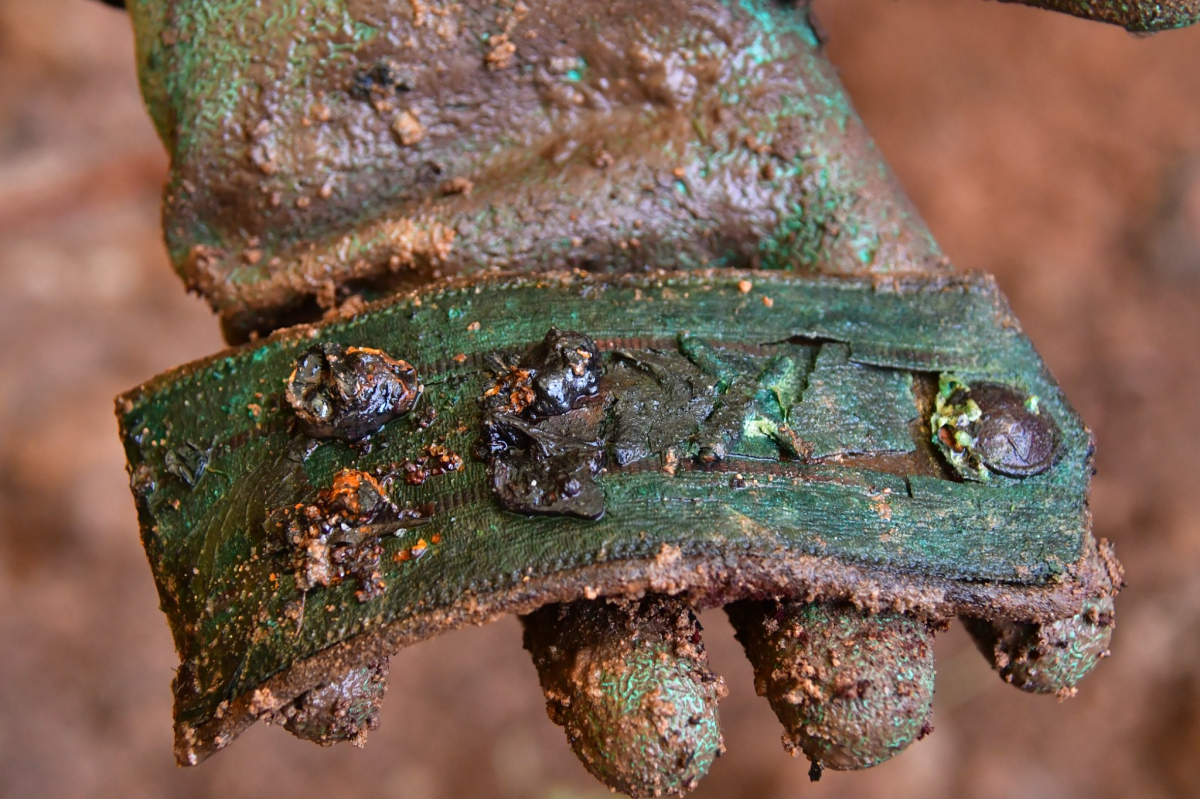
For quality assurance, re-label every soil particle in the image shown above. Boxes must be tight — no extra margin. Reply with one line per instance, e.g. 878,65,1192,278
392,111,425,147
485,35,517,70
438,177,473,197
395,443,463,486
393,536,432,563
285,343,422,441
521,595,726,797
407,0,428,27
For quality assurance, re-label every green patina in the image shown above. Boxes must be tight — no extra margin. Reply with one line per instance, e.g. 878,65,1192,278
964,594,1115,694
586,645,721,791
128,0,377,152
522,596,723,795
931,373,989,480
108,0,1200,771
727,600,934,771
789,345,916,459
1003,0,1200,31
125,0,940,340
788,605,933,769
119,270,1092,733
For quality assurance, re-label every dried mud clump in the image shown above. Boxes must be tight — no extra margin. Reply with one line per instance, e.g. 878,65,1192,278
275,469,422,602
522,595,726,798
271,660,390,746
482,326,602,418
478,328,606,519
286,343,421,441
726,600,935,772
964,595,1115,697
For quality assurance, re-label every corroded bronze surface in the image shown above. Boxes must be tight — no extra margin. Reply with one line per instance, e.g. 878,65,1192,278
267,659,390,746
124,0,1199,343
478,328,607,519
523,595,726,798
727,600,935,772
126,0,944,340
118,269,1105,764
1001,0,1200,31
109,0,1197,786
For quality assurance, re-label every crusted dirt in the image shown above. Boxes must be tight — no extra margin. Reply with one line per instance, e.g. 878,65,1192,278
521,595,726,797
146,0,947,341
266,659,391,747
727,600,935,771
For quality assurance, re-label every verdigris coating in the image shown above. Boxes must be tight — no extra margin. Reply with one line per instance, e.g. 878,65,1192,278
965,596,1117,698
522,596,726,798
108,0,1192,788
999,0,1200,31
117,269,1107,767
727,600,934,772
125,0,945,341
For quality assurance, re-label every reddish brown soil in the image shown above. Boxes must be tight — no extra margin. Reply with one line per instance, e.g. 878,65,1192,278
3,1,1200,797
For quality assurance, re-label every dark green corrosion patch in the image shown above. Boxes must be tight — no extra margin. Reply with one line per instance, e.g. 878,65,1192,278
116,269,1102,764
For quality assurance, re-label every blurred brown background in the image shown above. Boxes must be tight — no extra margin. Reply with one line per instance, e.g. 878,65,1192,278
3,1,1200,797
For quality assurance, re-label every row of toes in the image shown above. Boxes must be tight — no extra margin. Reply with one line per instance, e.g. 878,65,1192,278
270,590,1114,797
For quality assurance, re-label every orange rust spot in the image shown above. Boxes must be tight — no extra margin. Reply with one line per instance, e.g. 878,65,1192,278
324,469,389,518
485,366,536,414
